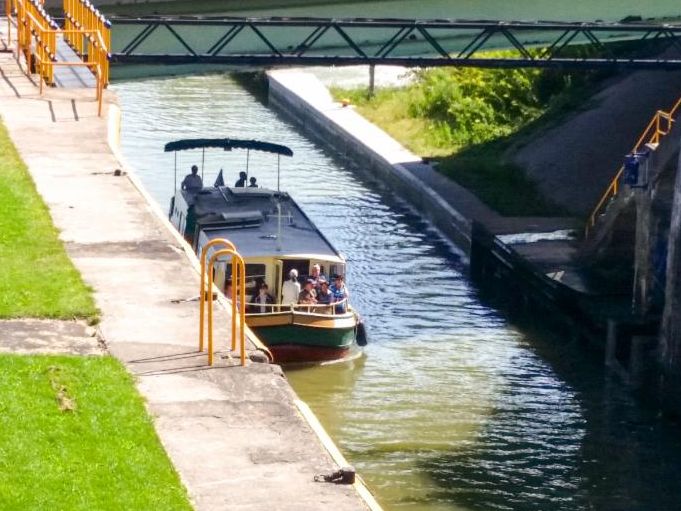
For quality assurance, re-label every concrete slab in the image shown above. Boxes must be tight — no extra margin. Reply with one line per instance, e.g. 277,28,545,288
0,319,102,355
0,22,375,511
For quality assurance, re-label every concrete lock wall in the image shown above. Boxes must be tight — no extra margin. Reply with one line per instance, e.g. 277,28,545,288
633,122,681,315
659,137,681,416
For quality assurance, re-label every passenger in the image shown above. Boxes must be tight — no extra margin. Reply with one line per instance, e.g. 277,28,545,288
281,269,301,306
234,171,247,188
181,165,203,193
309,263,326,290
250,283,274,314
298,279,318,307
329,274,349,314
316,278,331,301
316,278,333,311
248,177,258,188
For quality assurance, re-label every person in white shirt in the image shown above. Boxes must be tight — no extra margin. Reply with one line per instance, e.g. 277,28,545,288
281,269,301,306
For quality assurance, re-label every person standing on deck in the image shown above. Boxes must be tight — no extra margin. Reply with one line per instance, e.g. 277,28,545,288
235,171,247,187
329,274,349,314
309,264,326,291
181,165,203,193
281,269,301,306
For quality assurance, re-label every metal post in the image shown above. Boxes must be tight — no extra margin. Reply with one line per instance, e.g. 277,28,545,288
246,149,250,179
201,147,205,180
369,64,375,97
277,154,280,192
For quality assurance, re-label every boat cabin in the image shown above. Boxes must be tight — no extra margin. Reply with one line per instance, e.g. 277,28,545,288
171,185,345,303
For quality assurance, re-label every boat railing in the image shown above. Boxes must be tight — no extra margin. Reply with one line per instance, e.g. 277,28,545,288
244,298,350,316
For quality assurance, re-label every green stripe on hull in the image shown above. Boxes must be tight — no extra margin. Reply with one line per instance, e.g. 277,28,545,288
252,323,356,349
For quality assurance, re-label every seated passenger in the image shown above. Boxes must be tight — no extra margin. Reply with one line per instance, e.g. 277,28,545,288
234,171,247,188
181,165,203,193
329,274,349,314
248,176,258,188
250,283,274,313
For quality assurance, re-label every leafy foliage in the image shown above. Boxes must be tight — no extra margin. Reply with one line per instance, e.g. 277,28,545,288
332,49,612,215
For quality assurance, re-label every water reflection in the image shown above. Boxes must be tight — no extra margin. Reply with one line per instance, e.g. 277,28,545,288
113,74,681,511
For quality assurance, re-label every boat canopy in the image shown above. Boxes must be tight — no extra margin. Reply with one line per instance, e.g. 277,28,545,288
164,138,293,157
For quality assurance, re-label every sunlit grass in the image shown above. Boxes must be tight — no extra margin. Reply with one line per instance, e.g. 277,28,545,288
0,354,193,511
0,119,97,319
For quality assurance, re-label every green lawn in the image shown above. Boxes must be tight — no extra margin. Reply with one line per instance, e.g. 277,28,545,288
0,119,97,320
0,354,193,511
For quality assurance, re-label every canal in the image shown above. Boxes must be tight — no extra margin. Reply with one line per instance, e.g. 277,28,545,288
113,73,681,511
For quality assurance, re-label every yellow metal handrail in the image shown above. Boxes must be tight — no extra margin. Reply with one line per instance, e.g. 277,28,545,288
199,239,248,367
62,0,110,85
8,0,108,116
199,238,236,353
585,96,681,238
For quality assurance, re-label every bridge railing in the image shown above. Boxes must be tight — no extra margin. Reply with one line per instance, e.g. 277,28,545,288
63,0,111,85
7,0,108,115
585,97,681,238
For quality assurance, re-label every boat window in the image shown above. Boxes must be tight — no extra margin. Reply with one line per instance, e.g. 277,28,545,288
226,263,267,294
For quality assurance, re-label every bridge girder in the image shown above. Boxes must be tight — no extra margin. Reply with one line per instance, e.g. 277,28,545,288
109,16,681,70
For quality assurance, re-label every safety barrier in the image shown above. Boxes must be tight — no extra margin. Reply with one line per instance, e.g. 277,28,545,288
199,238,247,367
62,0,111,85
585,96,681,238
5,0,108,115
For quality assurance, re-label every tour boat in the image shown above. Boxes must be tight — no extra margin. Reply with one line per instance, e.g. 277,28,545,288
166,138,366,363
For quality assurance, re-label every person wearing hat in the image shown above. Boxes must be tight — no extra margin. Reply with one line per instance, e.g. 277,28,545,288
298,279,318,305
181,164,203,193
329,274,349,314
281,269,301,306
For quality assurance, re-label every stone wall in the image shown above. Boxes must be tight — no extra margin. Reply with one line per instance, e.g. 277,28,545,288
659,141,681,416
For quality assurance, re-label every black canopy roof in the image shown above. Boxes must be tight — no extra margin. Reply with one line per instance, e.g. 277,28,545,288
164,138,293,157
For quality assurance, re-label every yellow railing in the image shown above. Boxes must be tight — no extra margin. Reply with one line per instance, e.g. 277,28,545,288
585,96,681,238
6,0,108,115
199,239,248,367
62,0,111,85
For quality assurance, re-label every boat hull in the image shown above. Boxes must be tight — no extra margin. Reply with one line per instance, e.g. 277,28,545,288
246,311,357,363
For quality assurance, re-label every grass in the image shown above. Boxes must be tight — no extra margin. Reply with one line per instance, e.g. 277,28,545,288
330,52,616,216
0,119,98,320
0,354,193,511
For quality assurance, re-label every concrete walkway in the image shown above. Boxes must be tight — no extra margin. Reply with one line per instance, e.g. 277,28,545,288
0,24,374,511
